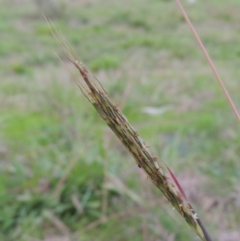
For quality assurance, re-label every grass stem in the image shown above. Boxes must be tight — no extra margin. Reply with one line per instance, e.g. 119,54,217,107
174,0,240,123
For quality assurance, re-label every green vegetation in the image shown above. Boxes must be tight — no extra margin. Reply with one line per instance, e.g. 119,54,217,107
0,0,239,240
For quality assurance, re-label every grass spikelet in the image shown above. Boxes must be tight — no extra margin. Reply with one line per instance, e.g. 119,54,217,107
46,19,213,241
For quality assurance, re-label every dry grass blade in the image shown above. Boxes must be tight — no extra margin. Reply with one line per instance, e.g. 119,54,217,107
77,199,162,235
46,19,212,241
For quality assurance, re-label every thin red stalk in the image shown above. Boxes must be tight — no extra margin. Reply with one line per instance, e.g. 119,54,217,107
174,0,240,123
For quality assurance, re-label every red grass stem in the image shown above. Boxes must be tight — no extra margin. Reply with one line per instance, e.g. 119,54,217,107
174,0,240,123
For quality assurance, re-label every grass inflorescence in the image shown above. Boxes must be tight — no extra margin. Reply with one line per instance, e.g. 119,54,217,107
48,21,212,241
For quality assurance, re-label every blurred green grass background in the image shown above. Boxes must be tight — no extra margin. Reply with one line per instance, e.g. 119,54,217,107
0,0,240,240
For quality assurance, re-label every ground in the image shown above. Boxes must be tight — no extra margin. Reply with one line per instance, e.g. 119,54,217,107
0,0,240,240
